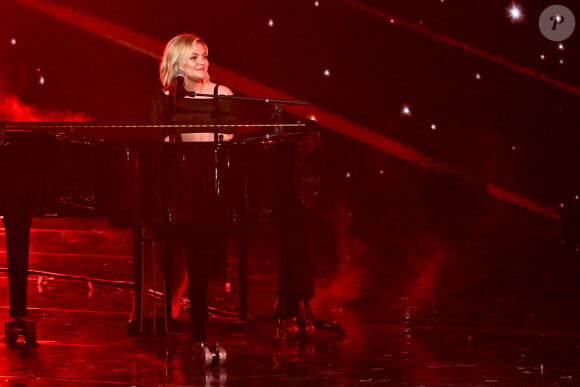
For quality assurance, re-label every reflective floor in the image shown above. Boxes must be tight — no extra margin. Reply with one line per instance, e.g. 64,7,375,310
2,196,580,386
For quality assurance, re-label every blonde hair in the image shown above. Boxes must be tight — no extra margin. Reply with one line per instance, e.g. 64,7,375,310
159,33,210,89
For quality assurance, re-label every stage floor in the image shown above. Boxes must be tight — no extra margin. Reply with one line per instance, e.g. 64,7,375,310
2,210,580,386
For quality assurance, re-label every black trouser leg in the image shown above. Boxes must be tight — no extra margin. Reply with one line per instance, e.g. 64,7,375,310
3,214,32,318
185,236,210,343
161,240,174,323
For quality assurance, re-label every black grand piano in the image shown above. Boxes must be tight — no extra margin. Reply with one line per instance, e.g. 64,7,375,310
0,120,315,362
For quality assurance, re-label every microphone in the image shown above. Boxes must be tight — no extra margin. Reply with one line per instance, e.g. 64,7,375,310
174,69,185,104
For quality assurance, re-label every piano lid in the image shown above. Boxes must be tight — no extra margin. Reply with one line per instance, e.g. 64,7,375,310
2,121,311,143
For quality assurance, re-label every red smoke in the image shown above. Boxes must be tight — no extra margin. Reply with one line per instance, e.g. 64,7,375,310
0,93,90,121
0,71,90,122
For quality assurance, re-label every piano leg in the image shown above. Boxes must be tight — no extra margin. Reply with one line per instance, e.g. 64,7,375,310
2,214,37,345
128,224,171,336
131,224,146,336
277,207,315,317
271,142,316,333
272,140,345,338
3,214,32,319
275,208,345,338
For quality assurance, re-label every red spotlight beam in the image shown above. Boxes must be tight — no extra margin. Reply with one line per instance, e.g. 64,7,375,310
13,0,560,219
11,0,430,163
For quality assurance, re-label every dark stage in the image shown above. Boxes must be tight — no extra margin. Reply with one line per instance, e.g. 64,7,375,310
1,0,580,385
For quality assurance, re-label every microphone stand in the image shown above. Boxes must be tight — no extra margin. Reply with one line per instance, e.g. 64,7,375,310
184,92,310,136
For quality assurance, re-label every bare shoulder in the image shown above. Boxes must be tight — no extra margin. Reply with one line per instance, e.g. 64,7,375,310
218,84,234,95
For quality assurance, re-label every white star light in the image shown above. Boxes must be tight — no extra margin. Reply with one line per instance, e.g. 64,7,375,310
10,38,17,45
268,18,274,28
400,105,412,117
507,2,524,23
323,68,331,77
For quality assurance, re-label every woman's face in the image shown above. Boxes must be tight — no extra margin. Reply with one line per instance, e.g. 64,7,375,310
183,42,209,84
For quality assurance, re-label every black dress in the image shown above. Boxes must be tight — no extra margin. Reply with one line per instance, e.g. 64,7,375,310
147,85,236,125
